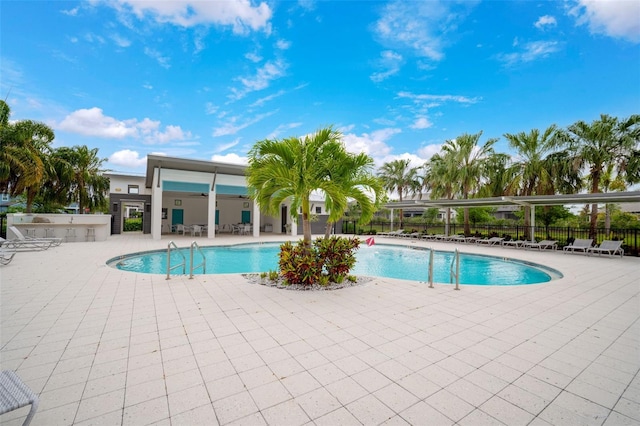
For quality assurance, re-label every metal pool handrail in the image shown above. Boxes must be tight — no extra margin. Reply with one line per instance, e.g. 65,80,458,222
166,241,186,280
189,241,206,279
428,248,434,288
450,248,460,290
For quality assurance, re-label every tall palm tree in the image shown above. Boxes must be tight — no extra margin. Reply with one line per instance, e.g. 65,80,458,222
322,151,383,238
424,152,457,234
247,127,379,247
567,114,640,239
377,159,421,229
441,132,497,235
0,100,55,212
504,125,567,239
53,145,109,213
478,153,517,197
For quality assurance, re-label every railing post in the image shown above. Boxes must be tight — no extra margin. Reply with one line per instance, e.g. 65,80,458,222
454,250,460,291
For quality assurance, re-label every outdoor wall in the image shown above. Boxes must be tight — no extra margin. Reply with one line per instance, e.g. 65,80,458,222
8,213,112,241
296,214,341,235
107,174,149,196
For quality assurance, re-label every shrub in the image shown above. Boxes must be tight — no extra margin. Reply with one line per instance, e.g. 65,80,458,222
278,237,360,286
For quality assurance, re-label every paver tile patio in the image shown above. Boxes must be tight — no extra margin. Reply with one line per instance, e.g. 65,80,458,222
1,233,639,425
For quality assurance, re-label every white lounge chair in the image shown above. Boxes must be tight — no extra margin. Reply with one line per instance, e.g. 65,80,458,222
379,229,404,237
0,250,16,265
9,226,62,247
501,239,524,248
476,237,504,246
563,238,593,254
0,237,52,252
522,240,558,251
587,240,624,258
401,232,421,239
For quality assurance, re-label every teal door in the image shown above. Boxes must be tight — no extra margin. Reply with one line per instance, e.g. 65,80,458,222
172,209,184,227
241,210,251,224
215,210,220,225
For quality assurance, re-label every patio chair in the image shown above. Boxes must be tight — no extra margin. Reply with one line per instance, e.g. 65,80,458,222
0,370,39,426
587,240,624,258
9,226,62,247
0,250,16,266
475,237,504,246
563,238,593,254
176,224,187,235
522,240,558,251
191,225,203,237
0,237,52,252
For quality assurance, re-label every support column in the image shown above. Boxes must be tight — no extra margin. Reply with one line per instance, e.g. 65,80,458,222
207,189,216,239
530,206,536,242
252,202,260,237
151,168,163,240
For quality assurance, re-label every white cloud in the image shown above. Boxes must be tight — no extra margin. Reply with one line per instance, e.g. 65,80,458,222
535,15,557,30
205,102,218,115
245,52,263,62
109,149,147,168
410,117,432,129
373,1,477,62
417,143,444,160
84,33,106,44
229,59,287,100
370,50,403,82
211,153,248,164
397,92,480,105
58,107,191,144
212,111,276,137
61,7,79,16
250,90,285,107
266,122,302,139
497,40,560,66
110,0,272,35
275,39,291,50
568,0,640,43
111,34,131,47
213,139,240,153
341,128,400,165
298,0,316,11
142,83,153,90
144,47,170,68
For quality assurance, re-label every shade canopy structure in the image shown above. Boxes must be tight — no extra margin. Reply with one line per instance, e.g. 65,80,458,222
383,191,640,241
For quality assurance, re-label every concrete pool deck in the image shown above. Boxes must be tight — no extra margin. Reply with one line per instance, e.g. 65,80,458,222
1,233,638,425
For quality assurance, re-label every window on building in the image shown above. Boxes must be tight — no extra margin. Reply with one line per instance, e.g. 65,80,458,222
315,206,322,214
128,185,139,194
1,193,9,202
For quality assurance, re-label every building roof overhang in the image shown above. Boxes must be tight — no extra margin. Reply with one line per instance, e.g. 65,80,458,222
145,155,247,188
384,191,640,209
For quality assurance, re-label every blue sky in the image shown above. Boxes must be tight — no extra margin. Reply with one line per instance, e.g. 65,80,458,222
2,0,639,174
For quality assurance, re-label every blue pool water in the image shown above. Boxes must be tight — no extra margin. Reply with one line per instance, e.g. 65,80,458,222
108,243,560,285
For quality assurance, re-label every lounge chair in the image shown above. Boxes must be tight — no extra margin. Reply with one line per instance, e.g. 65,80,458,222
0,370,39,425
522,240,558,251
587,240,624,258
0,250,16,265
563,238,593,254
9,226,62,247
501,239,524,248
0,237,52,252
476,237,504,246
378,229,401,237
401,232,421,239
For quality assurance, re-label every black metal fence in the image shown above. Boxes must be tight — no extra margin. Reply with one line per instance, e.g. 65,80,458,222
341,220,640,256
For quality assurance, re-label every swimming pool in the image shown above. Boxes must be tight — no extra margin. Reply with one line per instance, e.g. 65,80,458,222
107,243,561,285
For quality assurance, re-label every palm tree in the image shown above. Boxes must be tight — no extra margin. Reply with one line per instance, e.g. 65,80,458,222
567,114,640,239
377,159,421,229
0,100,55,212
478,153,517,197
52,145,109,213
504,125,567,239
424,152,457,234
441,132,497,235
322,151,384,238
247,127,379,247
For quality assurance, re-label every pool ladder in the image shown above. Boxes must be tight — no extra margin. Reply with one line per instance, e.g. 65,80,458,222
450,248,460,290
427,248,460,290
166,241,206,280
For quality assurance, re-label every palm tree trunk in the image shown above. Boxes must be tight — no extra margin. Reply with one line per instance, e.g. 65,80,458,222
463,207,470,235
